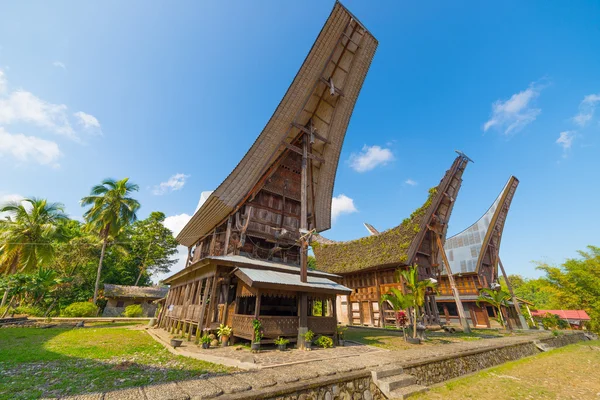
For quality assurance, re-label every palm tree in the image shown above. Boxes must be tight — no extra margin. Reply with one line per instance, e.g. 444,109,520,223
380,287,413,337
397,266,437,339
476,288,511,328
81,178,140,304
0,198,67,275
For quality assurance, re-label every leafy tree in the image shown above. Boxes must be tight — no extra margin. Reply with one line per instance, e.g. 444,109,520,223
396,266,437,338
81,178,140,304
476,288,511,328
0,198,67,274
127,212,178,285
307,255,316,271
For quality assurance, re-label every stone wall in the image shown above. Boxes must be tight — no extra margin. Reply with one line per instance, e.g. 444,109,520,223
403,332,587,386
262,375,385,400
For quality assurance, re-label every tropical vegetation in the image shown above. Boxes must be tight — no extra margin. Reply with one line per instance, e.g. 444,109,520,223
395,265,437,338
476,288,511,328
0,178,178,318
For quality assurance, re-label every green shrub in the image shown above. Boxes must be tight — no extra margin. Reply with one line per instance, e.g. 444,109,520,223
314,335,334,348
13,305,45,317
61,302,98,317
122,304,144,317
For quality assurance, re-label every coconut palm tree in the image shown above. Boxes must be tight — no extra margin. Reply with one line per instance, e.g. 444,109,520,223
81,178,140,304
0,198,67,275
397,266,437,339
476,288,511,328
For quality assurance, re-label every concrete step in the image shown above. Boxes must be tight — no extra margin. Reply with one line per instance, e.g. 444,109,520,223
388,384,429,399
534,342,555,352
371,366,404,380
376,374,417,394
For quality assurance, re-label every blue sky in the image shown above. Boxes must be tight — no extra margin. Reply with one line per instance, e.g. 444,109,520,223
1,1,599,280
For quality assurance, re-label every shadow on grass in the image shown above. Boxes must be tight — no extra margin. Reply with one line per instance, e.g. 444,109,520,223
0,325,231,400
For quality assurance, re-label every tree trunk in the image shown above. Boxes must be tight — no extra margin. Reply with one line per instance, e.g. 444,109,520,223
93,237,108,304
1,296,14,318
413,306,418,339
0,288,9,308
44,298,58,317
134,265,145,286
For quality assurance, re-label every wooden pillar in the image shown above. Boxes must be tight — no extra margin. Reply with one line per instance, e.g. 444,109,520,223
208,273,220,326
346,296,353,326
221,278,231,324
197,278,212,340
223,216,232,256
254,290,261,319
297,131,309,348
434,233,471,333
375,269,383,327
499,258,528,329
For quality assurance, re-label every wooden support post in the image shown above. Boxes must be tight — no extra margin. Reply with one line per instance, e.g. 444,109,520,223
498,258,528,329
346,296,353,326
297,129,310,348
221,278,231,325
374,269,383,327
223,216,232,256
196,278,211,342
209,230,216,256
434,233,471,333
208,273,219,327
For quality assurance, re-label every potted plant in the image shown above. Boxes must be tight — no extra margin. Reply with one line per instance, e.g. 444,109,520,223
336,325,347,346
302,330,315,349
274,337,289,351
200,334,211,349
251,319,263,352
217,324,233,347
170,337,184,348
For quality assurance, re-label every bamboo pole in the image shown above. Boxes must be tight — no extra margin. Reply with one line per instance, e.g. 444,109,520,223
498,258,528,329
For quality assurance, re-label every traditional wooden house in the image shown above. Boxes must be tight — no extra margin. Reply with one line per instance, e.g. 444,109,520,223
437,176,526,329
313,153,471,328
157,3,378,345
102,284,168,317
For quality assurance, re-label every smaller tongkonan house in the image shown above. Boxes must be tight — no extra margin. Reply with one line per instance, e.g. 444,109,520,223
102,284,168,317
313,153,470,328
157,3,378,345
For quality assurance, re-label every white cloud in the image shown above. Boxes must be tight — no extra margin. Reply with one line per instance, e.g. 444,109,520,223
162,213,192,237
483,82,543,135
331,194,358,222
52,61,66,70
573,93,600,127
74,111,101,132
0,90,75,139
405,179,418,186
0,70,6,94
157,213,193,283
0,127,61,167
349,145,394,172
556,131,576,158
0,193,25,219
152,173,190,195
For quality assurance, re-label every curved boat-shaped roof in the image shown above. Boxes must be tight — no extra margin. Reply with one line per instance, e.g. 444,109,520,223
443,176,519,275
177,3,378,247
313,154,470,274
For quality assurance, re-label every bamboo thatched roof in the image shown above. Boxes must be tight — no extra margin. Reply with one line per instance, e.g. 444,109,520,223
103,284,168,299
313,154,470,274
177,3,378,247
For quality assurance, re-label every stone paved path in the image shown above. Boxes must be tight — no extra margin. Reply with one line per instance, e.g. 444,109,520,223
52,331,554,400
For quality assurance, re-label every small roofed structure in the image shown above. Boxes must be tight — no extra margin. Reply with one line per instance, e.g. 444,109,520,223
531,309,591,330
102,284,168,317
314,153,471,327
157,3,377,346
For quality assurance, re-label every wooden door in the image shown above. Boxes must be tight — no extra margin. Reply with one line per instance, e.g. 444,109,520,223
474,306,489,327
361,302,372,326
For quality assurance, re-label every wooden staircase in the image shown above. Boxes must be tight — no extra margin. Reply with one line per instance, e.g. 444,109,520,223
371,366,428,399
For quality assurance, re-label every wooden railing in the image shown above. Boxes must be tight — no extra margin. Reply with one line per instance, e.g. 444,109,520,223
307,316,337,334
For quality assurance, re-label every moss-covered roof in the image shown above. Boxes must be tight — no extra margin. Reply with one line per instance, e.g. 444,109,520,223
313,188,437,274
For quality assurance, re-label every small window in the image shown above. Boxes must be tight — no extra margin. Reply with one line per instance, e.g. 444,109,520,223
116,301,125,308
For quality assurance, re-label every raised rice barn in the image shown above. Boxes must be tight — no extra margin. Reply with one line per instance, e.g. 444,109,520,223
157,3,378,345
313,154,470,327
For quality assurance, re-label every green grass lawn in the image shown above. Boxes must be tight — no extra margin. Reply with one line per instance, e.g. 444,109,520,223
344,327,505,350
412,340,600,399
0,325,232,400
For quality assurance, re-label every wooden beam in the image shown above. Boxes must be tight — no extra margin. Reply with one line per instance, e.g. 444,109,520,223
320,78,344,97
433,232,471,333
499,258,528,329
196,278,211,341
223,216,232,256
291,122,330,144
281,140,326,164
